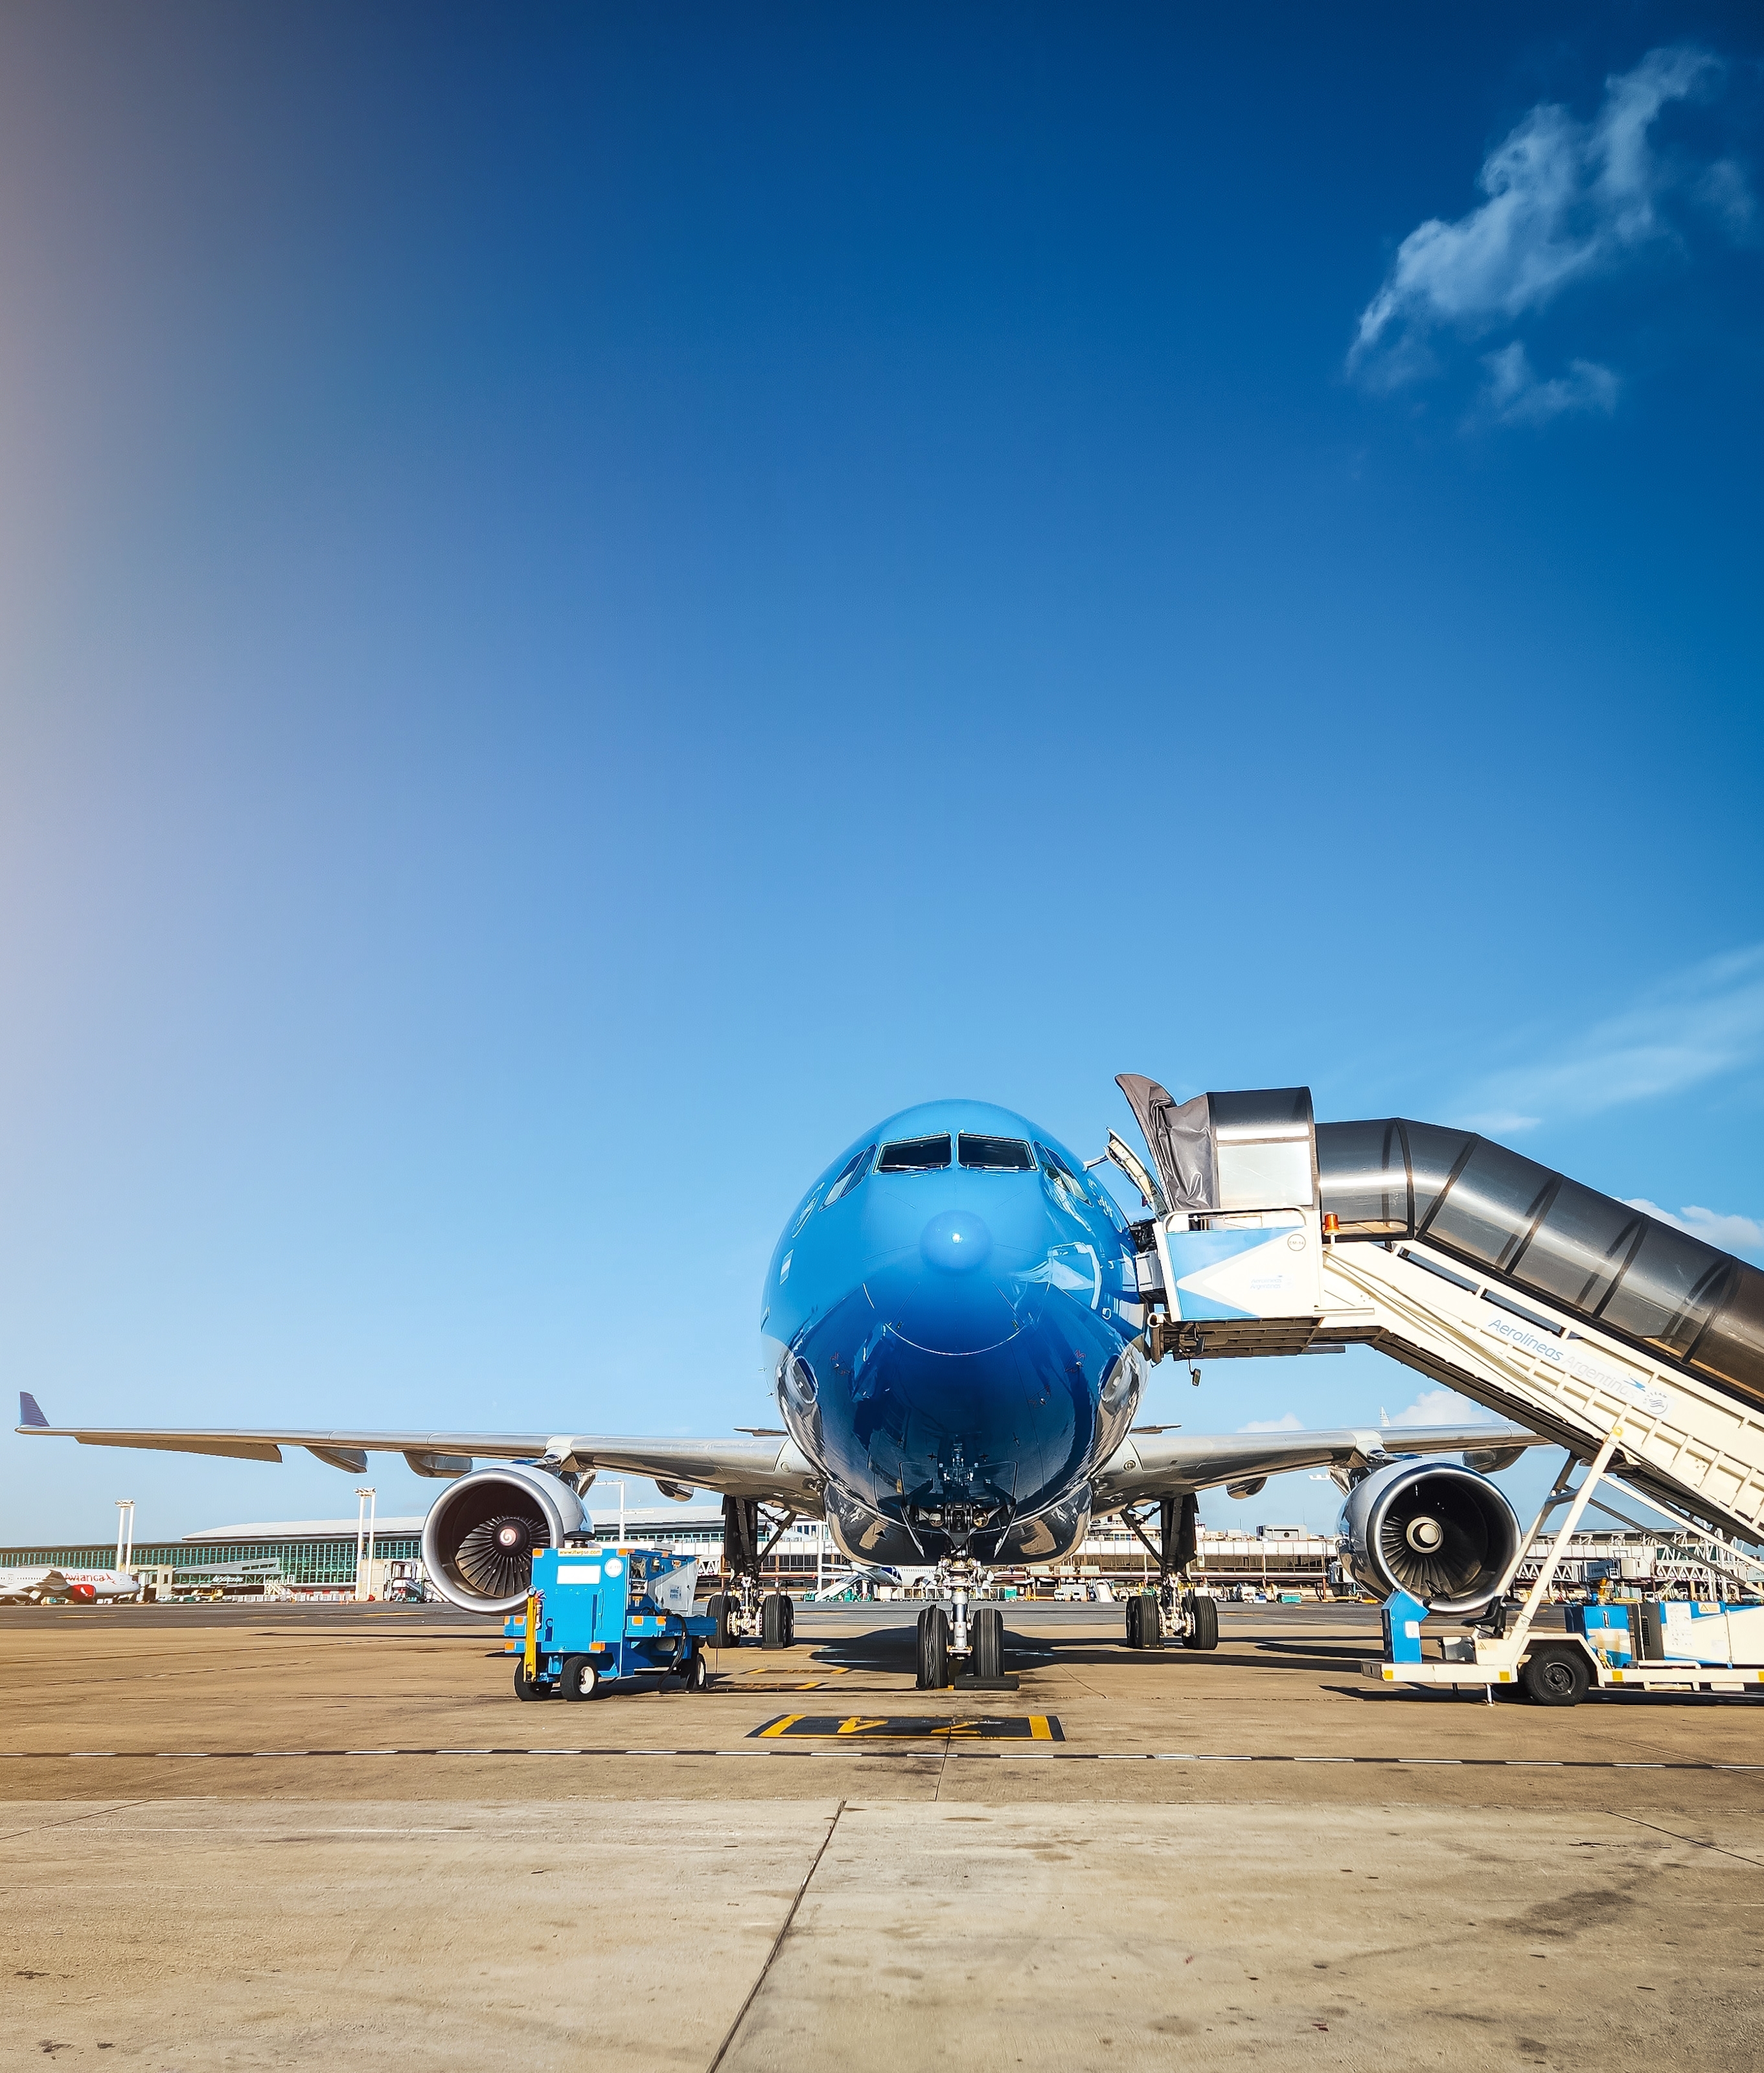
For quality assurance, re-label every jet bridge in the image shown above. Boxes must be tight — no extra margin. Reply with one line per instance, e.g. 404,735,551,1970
1116,1077,1764,1548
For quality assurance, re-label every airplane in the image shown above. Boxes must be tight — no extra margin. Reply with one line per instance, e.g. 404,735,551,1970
15,1080,1542,1688
0,1565,143,1605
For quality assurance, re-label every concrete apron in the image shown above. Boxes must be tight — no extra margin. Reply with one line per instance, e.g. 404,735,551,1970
5,1797,1759,2070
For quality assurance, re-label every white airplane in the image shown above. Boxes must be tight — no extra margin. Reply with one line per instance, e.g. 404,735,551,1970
0,1564,142,1604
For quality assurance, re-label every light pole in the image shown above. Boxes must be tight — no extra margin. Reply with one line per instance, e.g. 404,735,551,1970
354,1485,377,1601
115,1498,135,1574
596,1482,626,1544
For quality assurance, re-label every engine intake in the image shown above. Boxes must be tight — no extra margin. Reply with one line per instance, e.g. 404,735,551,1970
421,1463,585,1614
1339,1458,1520,1616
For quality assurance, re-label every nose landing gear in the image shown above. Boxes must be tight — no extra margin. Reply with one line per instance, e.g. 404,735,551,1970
915,1560,1015,1689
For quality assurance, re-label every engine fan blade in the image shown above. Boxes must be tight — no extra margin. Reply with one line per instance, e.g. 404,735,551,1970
1378,1496,1489,1600
455,1514,539,1599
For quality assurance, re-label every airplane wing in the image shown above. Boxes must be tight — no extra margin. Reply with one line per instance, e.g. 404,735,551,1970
16,1391,1537,1522
1093,1423,1541,1510
14,1394,820,1509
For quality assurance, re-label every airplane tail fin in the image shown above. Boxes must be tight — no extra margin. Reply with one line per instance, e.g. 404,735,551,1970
18,1392,48,1428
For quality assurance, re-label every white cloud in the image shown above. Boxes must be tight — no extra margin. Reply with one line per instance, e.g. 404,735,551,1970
1459,1107,1542,1137
1456,943,1764,1132
1349,46,1745,408
1237,1412,1303,1433
1383,1388,1502,1428
1698,156,1757,238
1478,342,1619,425
1355,48,1717,352
1625,1198,1764,1263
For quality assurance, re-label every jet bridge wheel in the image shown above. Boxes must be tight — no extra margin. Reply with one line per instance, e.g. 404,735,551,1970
916,1605,950,1689
1182,1593,1219,1651
1521,1644,1590,1708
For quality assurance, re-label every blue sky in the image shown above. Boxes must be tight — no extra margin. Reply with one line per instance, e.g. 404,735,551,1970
1,4,1759,1544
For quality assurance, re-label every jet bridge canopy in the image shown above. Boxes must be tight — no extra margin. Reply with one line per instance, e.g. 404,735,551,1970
1316,1120,1764,1417
1116,1076,1318,1216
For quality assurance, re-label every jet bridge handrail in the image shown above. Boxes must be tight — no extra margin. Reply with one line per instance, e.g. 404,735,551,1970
1317,1119,1764,1419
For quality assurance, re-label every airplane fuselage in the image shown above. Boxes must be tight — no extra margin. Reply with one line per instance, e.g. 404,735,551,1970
0,1566,141,1603
761,1100,1148,1568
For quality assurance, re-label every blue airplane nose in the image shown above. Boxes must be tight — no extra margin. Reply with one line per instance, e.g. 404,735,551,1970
920,1209,993,1274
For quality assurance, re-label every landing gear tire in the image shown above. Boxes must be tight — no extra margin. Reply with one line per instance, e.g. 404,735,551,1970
761,1592,790,1649
972,1607,1003,1680
1129,1596,1163,1651
513,1662,551,1701
707,1592,733,1649
1183,1592,1219,1651
916,1605,949,1689
560,1654,600,1701
1522,1644,1590,1708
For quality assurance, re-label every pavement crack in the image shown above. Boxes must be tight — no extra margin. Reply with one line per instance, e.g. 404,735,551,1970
0,1800,152,1849
1601,1810,1764,1872
705,1800,846,2072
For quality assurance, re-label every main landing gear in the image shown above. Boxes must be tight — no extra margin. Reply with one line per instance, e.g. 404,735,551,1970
1119,1494,1220,1652
705,1496,798,1650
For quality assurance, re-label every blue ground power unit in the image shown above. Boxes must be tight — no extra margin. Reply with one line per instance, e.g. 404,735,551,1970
504,1544,717,1701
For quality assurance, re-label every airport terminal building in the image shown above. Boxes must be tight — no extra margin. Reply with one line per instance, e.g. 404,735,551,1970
4,1507,1747,1603
3,1506,1340,1599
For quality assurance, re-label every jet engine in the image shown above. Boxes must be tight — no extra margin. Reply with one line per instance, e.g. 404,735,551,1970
1338,1458,1520,1616
420,1463,586,1614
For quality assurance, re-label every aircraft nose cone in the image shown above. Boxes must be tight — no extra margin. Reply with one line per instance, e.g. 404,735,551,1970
921,1209,993,1274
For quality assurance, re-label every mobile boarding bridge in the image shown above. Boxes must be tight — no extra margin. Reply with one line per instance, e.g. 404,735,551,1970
1106,1076,1764,1702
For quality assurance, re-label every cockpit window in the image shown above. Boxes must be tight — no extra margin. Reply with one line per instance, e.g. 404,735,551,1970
823,1145,876,1206
1036,1141,1090,1210
877,1134,952,1172
958,1134,1033,1170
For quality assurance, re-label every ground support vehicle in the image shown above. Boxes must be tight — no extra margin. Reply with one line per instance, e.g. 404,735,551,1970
504,1544,716,1701
1366,1428,1764,1705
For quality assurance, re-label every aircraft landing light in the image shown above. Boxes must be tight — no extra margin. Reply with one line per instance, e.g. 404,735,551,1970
751,1713,1062,1741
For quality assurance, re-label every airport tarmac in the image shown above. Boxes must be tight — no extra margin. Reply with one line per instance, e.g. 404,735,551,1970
3,1598,1760,2069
